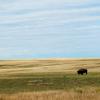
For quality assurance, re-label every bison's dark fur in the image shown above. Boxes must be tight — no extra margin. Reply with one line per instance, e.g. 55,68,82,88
77,68,88,75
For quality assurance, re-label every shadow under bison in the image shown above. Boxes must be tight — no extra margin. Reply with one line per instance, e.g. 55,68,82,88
77,68,88,75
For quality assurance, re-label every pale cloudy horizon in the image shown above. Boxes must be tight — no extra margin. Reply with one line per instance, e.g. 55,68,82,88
0,0,100,59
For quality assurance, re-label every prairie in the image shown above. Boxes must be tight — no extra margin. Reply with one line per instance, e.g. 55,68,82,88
0,59,100,100
0,90,100,100
0,59,100,75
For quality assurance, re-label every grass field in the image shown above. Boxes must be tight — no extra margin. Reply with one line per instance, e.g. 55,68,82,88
0,59,100,99
0,90,100,100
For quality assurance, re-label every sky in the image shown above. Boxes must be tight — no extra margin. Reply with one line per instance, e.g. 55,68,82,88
0,0,100,59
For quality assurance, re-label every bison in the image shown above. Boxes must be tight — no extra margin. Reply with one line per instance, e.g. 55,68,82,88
77,68,88,75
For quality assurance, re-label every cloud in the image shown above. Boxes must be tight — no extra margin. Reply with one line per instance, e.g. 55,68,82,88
0,0,100,59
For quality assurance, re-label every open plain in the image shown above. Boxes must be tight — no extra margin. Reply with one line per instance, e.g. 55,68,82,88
0,59,100,100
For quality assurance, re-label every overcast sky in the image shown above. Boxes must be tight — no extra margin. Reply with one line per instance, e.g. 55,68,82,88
0,0,100,59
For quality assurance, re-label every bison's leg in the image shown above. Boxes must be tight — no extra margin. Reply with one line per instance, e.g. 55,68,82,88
85,70,87,75
81,72,83,75
77,71,79,75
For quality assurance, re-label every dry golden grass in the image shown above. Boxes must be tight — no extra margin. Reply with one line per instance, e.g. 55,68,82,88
0,59,100,99
0,59,100,75
0,90,100,100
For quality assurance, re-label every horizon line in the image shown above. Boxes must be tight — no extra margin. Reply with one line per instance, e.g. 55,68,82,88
0,57,100,61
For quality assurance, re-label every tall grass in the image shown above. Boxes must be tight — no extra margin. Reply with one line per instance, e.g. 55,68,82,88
0,90,99,100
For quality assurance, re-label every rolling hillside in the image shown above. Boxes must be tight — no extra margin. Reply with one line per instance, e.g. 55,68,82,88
0,59,100,75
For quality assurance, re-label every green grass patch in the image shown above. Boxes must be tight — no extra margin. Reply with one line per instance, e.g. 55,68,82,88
0,72,100,93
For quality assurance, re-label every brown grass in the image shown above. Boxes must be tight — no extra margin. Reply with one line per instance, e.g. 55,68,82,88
0,59,100,100
0,90,100,100
0,59,100,76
